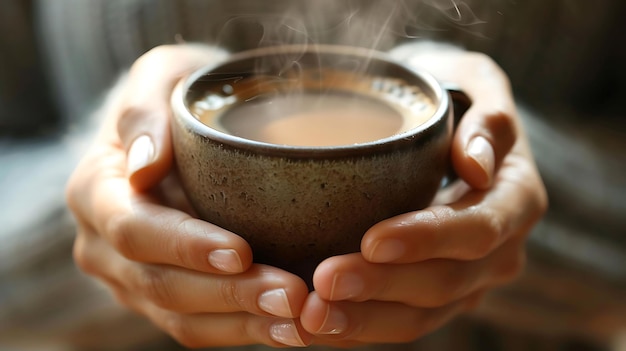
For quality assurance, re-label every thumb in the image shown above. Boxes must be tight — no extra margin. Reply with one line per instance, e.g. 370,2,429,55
451,101,517,190
116,45,228,191
388,43,519,190
120,107,172,192
445,55,519,190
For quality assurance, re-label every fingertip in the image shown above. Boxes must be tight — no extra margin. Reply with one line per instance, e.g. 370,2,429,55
312,259,335,297
127,135,155,176
451,127,493,190
268,319,313,347
452,107,517,190
208,249,245,273
360,218,396,263
366,238,406,264
128,162,173,192
213,235,255,273
300,292,328,334
127,134,173,191
464,135,495,189
118,103,174,191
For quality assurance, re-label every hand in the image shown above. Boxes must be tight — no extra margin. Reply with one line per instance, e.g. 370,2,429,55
65,45,312,348
299,44,548,347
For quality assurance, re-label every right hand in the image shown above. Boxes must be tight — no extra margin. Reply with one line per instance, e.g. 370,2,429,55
65,45,312,348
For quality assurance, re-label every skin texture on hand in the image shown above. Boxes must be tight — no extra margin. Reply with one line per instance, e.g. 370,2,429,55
66,43,547,349
298,45,548,347
66,45,313,348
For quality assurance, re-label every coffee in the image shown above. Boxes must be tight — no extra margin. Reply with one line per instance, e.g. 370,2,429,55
189,70,436,147
172,45,461,286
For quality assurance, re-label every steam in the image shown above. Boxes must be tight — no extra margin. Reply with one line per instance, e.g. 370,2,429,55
192,0,494,122
422,0,487,26
210,0,490,53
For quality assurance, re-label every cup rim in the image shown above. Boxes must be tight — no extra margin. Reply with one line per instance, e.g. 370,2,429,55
171,44,450,158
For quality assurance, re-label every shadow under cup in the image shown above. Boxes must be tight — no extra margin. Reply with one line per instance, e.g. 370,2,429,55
171,45,458,287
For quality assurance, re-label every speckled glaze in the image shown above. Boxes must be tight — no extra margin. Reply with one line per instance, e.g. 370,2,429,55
171,45,457,284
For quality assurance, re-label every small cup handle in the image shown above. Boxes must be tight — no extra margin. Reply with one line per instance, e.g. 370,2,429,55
441,83,472,187
442,82,472,126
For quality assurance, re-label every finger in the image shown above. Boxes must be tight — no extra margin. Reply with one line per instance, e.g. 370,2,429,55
65,132,253,274
125,295,312,348
74,230,308,317
314,238,525,308
301,292,475,344
391,47,519,189
103,280,313,348
451,102,517,190
361,156,547,263
75,233,312,349
81,172,252,273
116,45,228,191
446,53,518,190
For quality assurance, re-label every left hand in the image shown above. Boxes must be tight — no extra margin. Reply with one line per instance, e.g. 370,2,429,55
66,45,312,348
299,46,548,347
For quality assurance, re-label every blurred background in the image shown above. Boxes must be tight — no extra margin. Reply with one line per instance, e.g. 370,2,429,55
1,0,625,350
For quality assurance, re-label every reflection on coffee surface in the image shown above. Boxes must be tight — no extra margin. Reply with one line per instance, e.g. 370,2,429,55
190,69,436,147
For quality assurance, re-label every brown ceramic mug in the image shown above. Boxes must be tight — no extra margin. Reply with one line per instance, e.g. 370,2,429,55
171,45,469,285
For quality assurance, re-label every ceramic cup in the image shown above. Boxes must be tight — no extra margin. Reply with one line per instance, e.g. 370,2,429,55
171,45,469,285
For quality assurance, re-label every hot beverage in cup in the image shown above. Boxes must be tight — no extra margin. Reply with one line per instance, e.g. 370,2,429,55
171,45,466,285
190,68,437,147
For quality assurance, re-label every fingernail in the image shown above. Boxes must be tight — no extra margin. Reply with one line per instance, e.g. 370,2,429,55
368,238,405,263
269,320,307,347
317,304,348,335
330,273,364,301
127,135,155,175
208,249,243,273
259,289,293,317
467,136,495,184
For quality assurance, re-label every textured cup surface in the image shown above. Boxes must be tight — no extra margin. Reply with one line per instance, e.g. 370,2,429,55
171,45,454,283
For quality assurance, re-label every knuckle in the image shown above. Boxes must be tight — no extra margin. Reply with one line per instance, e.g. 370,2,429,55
240,315,269,346
72,235,95,274
163,313,202,348
496,250,526,283
425,206,455,225
218,279,245,310
411,207,452,259
171,217,200,268
431,265,469,306
106,213,137,259
171,229,190,268
508,163,549,228
64,173,81,213
534,184,549,220
339,317,365,343
110,288,135,311
116,104,152,136
484,110,518,151
65,160,98,215
484,109,515,129
473,210,507,258
485,210,507,238
469,236,494,260
135,268,176,309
